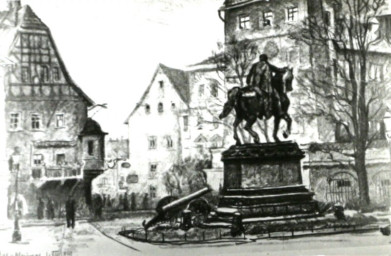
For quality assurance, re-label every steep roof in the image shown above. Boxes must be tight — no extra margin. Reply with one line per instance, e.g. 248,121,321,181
159,64,190,103
124,63,190,124
0,5,94,106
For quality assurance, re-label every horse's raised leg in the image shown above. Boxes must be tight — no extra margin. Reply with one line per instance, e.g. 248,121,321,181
282,114,292,139
244,116,260,144
233,117,242,146
273,116,281,142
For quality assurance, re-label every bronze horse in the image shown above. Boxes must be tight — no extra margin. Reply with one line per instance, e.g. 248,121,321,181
219,68,294,144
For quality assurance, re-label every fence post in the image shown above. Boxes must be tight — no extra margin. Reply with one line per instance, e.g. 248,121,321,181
162,233,164,242
268,228,271,238
145,230,148,241
219,229,222,239
203,231,205,241
291,229,294,237
184,233,187,241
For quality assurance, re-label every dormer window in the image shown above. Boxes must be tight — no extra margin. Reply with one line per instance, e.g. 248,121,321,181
159,81,164,89
145,104,150,114
158,103,164,113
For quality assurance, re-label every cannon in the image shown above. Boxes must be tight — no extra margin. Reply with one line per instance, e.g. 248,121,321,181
142,187,212,230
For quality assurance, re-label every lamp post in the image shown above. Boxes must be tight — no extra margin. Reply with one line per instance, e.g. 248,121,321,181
10,147,21,242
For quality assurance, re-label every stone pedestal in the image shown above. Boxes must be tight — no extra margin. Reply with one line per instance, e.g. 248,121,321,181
217,142,318,221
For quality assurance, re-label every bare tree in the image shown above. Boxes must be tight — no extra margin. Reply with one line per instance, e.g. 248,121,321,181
291,0,390,206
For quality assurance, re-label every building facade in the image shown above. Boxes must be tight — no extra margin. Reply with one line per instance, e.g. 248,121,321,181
124,63,231,207
219,0,391,207
1,1,106,216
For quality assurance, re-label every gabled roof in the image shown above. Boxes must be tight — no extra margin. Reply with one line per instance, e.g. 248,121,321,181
124,63,190,124
160,64,190,103
0,5,94,106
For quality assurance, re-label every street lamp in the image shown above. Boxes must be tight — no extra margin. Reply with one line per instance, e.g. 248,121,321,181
9,147,21,242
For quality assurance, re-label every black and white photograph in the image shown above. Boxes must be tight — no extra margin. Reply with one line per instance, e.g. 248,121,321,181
0,0,391,255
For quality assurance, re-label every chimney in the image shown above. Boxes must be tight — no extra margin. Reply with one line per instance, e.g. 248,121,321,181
7,0,21,11
7,0,21,26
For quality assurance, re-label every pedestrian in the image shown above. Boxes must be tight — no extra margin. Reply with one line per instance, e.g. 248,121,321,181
142,193,149,210
65,195,76,229
93,194,103,219
37,198,44,219
123,193,129,211
46,198,55,219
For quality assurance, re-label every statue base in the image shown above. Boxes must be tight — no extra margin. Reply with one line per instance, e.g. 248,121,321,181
216,142,319,221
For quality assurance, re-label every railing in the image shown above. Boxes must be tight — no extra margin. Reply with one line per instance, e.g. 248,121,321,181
35,162,85,181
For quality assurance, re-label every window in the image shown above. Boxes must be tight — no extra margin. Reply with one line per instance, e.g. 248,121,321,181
369,121,386,140
335,122,350,142
197,115,203,130
171,102,176,109
166,136,173,148
145,104,150,114
33,154,43,166
149,185,157,198
40,66,49,82
148,136,157,149
56,154,65,166
239,15,251,29
199,84,204,97
9,113,20,130
149,164,157,178
21,67,30,83
211,83,218,97
287,7,298,22
263,11,273,27
196,145,204,155
159,81,164,89
324,11,331,26
213,117,219,129
55,114,64,128
41,36,48,49
31,114,41,130
53,67,60,81
158,103,164,113
183,116,189,131
87,141,94,156
21,34,29,48
369,63,383,81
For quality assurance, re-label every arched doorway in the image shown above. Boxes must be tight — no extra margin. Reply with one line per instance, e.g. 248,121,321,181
372,171,391,206
326,172,358,205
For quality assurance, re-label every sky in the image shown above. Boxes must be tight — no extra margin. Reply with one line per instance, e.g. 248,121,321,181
0,0,224,138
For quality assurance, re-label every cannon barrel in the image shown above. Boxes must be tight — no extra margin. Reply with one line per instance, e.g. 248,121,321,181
142,187,211,230
161,187,210,212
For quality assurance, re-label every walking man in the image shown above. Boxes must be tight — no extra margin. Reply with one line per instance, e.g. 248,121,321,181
65,195,76,229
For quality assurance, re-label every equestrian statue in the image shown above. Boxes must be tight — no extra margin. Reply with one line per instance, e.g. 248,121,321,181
219,53,294,144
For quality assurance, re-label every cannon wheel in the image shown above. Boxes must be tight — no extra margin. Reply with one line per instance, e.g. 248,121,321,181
187,198,211,227
156,195,179,224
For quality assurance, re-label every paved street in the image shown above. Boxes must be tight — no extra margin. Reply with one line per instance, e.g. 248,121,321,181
0,220,390,256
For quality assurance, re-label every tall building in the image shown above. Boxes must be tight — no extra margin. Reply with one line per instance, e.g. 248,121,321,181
0,1,106,216
124,63,229,206
218,0,391,207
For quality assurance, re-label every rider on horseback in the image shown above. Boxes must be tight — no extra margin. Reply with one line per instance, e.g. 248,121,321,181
246,54,285,117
